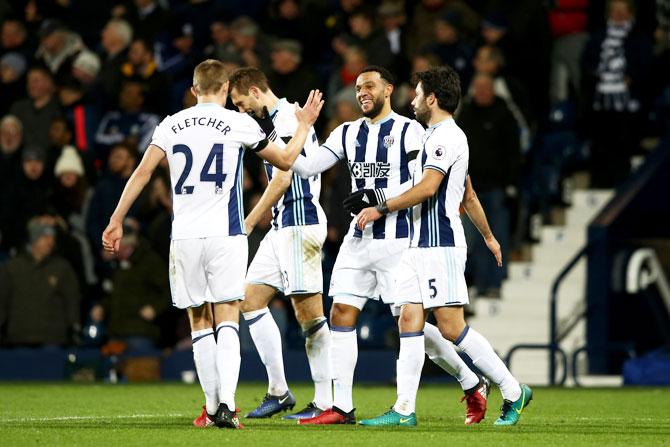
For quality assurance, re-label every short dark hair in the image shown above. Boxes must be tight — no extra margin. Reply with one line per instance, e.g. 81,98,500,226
229,67,270,94
411,66,461,114
360,65,395,85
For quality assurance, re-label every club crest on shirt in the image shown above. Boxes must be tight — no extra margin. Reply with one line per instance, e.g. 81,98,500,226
383,135,394,149
433,145,445,160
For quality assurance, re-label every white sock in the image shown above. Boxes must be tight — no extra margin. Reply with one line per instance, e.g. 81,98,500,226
191,328,219,415
215,321,241,410
302,317,332,409
331,326,357,413
243,308,288,396
393,332,425,416
424,322,479,391
456,326,521,401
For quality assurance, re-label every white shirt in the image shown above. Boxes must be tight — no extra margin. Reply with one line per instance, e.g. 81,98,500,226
150,103,266,240
293,111,424,240
410,117,468,248
263,98,326,229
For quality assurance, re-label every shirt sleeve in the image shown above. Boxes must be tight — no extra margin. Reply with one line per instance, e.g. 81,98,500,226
149,117,171,152
292,124,345,178
422,129,460,176
239,113,268,150
319,124,346,161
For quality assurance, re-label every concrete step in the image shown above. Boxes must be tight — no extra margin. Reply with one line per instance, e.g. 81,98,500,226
508,259,586,282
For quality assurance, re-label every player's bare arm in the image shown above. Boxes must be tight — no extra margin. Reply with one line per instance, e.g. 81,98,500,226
355,168,445,230
102,145,166,254
244,169,293,234
461,175,502,267
256,90,324,171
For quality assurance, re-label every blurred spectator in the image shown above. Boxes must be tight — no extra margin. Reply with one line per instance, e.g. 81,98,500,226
424,11,474,89
86,143,138,260
0,52,27,115
123,0,169,43
325,86,362,134
203,18,234,60
229,16,270,69
458,73,521,297
35,19,86,84
97,18,133,110
1,146,54,252
327,46,367,108
70,50,100,87
120,38,168,114
0,218,80,347
344,7,393,68
0,115,23,184
94,81,159,162
157,20,201,113
89,219,168,351
378,1,410,81
58,80,100,165
263,0,322,64
9,65,61,149
267,39,319,102
47,117,96,185
408,0,480,56
471,45,534,151
1,18,32,60
549,0,590,103
480,3,552,127
582,0,653,187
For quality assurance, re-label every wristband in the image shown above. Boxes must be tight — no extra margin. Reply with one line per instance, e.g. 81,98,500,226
375,200,389,215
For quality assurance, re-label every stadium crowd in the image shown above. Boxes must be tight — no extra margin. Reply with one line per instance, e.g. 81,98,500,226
0,0,669,353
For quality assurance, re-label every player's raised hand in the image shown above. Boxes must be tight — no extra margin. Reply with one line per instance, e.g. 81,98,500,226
102,219,123,255
295,89,324,126
356,206,383,231
485,235,503,267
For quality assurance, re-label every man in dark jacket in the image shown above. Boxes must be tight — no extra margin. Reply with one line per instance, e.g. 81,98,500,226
457,73,521,297
0,219,80,346
89,219,169,350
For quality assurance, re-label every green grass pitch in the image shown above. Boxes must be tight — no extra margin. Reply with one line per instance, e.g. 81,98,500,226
1,383,669,446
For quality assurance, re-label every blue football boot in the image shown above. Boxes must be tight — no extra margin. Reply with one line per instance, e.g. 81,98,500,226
283,402,325,420
245,390,296,418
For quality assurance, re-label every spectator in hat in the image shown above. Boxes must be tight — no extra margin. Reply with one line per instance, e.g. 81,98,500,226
0,146,54,251
71,50,100,87
158,20,201,112
35,19,86,84
267,38,319,103
52,146,97,289
423,10,474,89
9,65,62,149
0,217,80,347
0,52,27,115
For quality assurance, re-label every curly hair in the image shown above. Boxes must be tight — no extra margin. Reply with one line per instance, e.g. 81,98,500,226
411,66,461,114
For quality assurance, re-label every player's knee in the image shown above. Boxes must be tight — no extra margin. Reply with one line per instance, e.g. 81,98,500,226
291,294,323,323
330,303,357,327
437,320,459,342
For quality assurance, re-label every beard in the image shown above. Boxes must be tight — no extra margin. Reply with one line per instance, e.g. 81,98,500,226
361,96,385,118
413,103,431,125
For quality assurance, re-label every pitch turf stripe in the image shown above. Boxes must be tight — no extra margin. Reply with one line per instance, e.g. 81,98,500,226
0,413,187,423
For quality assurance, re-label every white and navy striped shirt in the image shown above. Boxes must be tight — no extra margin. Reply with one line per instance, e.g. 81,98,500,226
150,103,266,240
263,98,325,229
321,112,424,239
410,118,468,248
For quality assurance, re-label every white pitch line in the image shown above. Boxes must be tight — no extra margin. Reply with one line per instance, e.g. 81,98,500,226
0,413,187,423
